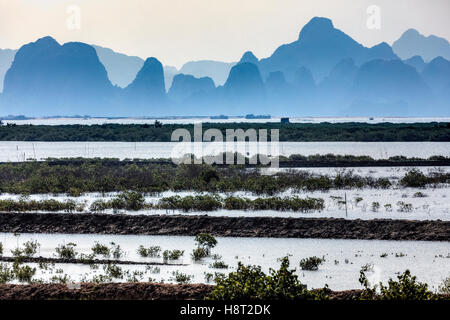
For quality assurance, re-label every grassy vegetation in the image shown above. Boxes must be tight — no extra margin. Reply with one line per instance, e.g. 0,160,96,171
299,256,325,271
2,160,445,196
207,256,326,300
1,122,449,141
0,193,325,213
359,268,438,300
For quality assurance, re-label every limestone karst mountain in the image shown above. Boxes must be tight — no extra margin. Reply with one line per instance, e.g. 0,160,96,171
393,29,450,62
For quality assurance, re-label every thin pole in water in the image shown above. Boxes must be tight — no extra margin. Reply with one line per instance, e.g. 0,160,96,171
345,193,348,218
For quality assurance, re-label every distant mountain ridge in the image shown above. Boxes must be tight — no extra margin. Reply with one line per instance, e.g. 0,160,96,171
1,17,449,117
0,48,17,92
2,37,115,116
258,17,398,81
393,29,450,61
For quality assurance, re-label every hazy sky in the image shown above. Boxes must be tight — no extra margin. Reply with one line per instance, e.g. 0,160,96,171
1,0,449,68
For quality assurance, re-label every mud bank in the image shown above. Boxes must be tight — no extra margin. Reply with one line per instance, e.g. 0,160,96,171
0,283,363,300
0,283,213,300
0,213,448,241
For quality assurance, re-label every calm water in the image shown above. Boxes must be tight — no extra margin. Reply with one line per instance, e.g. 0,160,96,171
3,185,449,221
1,141,449,161
0,233,448,290
4,116,450,126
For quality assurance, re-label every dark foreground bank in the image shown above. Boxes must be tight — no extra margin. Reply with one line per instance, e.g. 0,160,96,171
0,213,448,241
0,283,448,301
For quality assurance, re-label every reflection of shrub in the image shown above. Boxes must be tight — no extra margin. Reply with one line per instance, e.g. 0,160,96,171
299,256,324,271
208,257,324,300
413,192,427,198
397,201,413,212
371,202,380,212
359,269,437,300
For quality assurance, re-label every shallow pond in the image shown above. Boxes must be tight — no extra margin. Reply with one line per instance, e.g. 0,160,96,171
1,233,448,291
1,141,449,162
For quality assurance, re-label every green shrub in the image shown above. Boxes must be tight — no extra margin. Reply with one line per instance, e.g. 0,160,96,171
299,256,325,271
210,261,229,269
191,247,209,261
0,263,14,284
22,240,40,257
359,269,437,300
55,243,77,259
91,242,110,257
103,263,123,279
163,249,184,261
172,271,192,284
400,169,428,188
207,256,321,300
195,233,218,251
438,277,450,295
137,245,161,258
12,261,36,283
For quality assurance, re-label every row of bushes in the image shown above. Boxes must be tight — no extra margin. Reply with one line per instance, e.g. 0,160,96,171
1,122,449,141
95,194,325,213
2,160,446,196
0,193,325,213
0,160,447,196
0,198,81,213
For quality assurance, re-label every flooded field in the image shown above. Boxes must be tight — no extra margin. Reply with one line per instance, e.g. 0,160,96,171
0,233,448,291
1,141,450,162
1,184,448,221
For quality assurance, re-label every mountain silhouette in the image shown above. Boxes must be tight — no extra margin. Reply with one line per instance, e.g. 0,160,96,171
258,17,398,81
393,29,450,62
168,73,215,103
404,55,426,73
0,48,17,93
421,56,450,95
223,62,265,113
347,59,431,115
124,57,166,114
1,17,449,117
93,45,177,91
179,60,236,86
93,45,144,88
239,51,259,65
1,36,115,116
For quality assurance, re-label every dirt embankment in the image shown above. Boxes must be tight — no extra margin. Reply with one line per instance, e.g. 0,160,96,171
0,283,213,300
0,213,448,241
0,283,448,300
0,283,364,300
